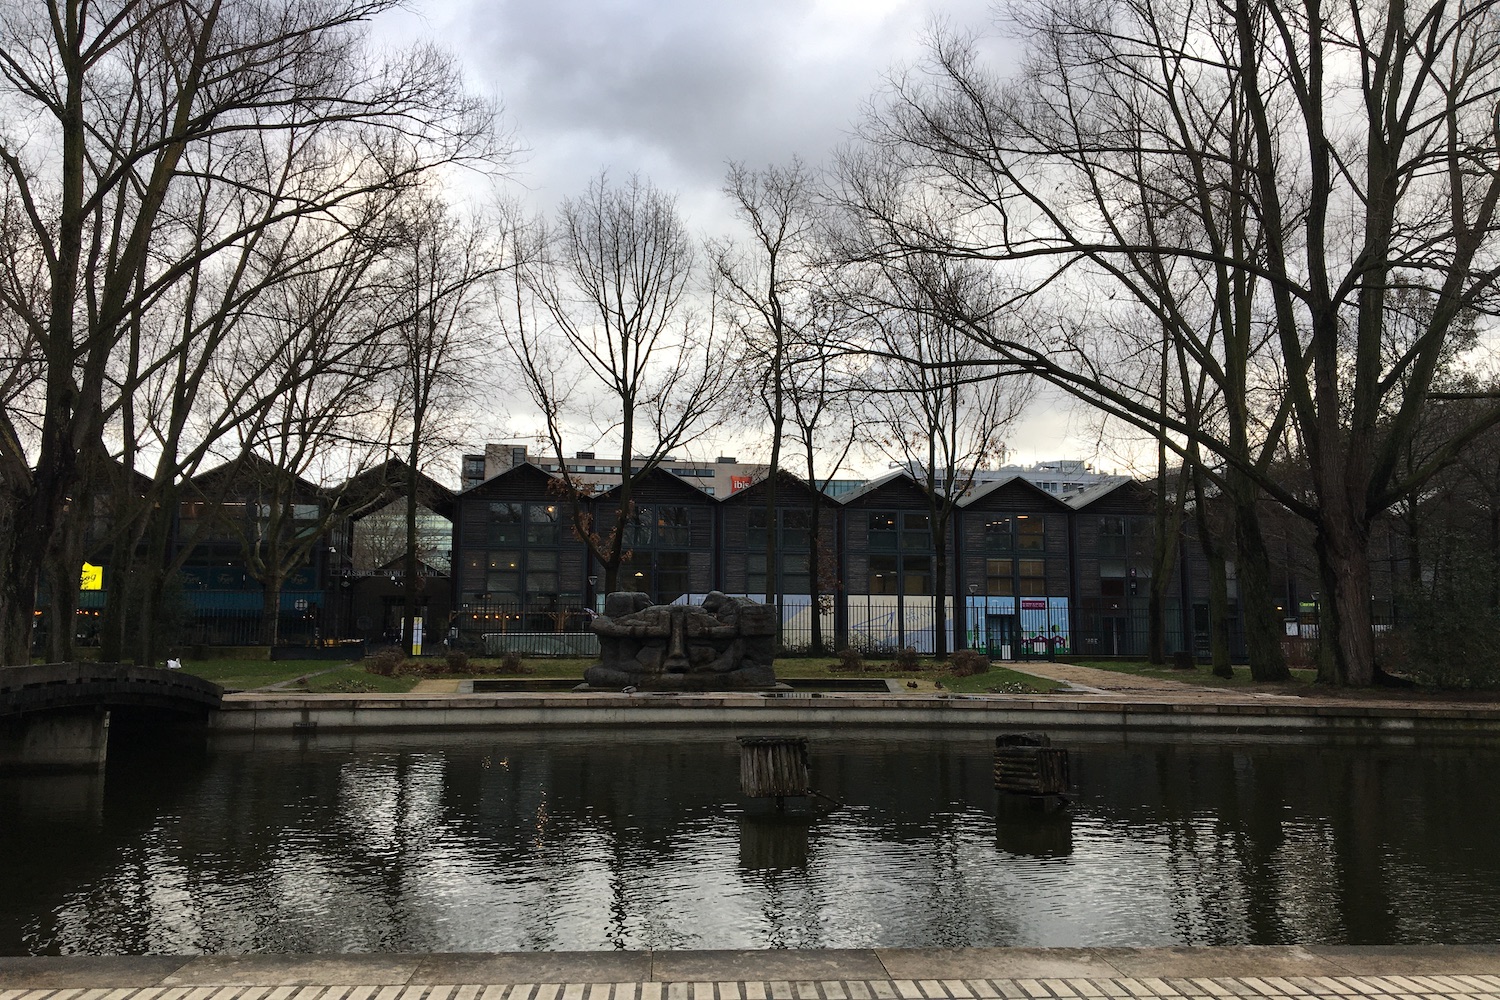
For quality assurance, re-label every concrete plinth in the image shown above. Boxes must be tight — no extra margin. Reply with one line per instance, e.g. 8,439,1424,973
0,707,109,773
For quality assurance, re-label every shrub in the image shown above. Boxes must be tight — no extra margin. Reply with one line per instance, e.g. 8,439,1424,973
365,647,407,677
949,649,990,677
1385,593,1500,689
831,647,864,673
445,650,472,675
895,646,921,671
497,651,531,674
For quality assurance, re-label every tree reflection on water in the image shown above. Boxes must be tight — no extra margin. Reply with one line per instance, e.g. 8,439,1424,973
1,729,1498,954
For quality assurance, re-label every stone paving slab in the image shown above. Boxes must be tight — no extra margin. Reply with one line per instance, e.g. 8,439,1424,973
3,950,1500,995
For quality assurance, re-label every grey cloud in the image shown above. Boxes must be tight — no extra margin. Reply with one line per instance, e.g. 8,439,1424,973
442,0,994,207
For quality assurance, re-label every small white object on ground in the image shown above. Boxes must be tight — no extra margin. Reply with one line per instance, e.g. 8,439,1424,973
166,658,182,670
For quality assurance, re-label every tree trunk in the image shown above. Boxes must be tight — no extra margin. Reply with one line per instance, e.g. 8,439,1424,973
932,511,949,661
259,579,283,647
1205,543,1233,678
1315,508,1375,686
807,500,826,656
1227,479,1290,682
45,513,87,664
405,442,421,658
0,529,40,665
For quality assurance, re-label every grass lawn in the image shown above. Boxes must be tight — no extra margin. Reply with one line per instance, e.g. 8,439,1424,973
1067,659,1318,688
182,659,342,691
183,652,1065,694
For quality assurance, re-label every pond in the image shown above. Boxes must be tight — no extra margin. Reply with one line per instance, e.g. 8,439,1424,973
2,727,1498,954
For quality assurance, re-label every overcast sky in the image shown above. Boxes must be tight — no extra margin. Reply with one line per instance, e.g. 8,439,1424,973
370,0,1124,477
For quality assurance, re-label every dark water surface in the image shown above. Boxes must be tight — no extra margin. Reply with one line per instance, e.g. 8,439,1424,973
2,728,1499,954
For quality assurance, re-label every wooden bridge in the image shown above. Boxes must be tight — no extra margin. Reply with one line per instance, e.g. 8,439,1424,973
0,662,222,773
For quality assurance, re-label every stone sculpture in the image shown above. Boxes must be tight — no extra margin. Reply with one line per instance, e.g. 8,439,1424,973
583,591,778,690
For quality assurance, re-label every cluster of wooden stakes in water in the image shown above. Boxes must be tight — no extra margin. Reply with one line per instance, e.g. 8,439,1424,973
735,733,1071,814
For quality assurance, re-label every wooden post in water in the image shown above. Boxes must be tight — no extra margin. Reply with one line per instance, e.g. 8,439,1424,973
738,736,810,811
993,733,1070,799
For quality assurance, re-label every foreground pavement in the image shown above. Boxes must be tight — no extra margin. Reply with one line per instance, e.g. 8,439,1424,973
3,947,1500,998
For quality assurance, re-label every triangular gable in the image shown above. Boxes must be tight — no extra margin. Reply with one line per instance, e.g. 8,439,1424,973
189,453,322,500
959,475,1070,511
341,458,456,519
593,465,714,504
722,468,838,508
838,469,931,508
461,460,561,499
1064,476,1155,513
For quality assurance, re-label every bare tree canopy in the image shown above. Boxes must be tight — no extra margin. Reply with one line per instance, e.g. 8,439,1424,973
499,172,731,593
839,0,1500,684
0,0,499,662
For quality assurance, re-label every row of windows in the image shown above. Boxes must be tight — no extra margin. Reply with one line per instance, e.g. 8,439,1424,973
466,508,1140,602
488,502,696,549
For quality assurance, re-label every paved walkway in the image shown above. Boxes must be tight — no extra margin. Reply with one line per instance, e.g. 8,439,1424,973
999,663,1208,696
4,949,1499,995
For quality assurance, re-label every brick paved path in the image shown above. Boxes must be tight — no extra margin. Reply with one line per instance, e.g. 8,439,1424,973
7,973,1500,1000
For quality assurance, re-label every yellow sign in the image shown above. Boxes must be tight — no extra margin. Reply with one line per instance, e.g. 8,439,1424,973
80,562,103,591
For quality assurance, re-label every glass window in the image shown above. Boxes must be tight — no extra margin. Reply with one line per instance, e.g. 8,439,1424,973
782,508,810,549
488,502,524,546
869,554,898,594
527,503,561,545
624,505,653,547
868,512,897,550
902,554,932,595
747,552,767,596
902,513,932,551
747,509,768,548
485,550,522,603
1099,515,1126,557
1017,515,1045,551
657,551,690,603
657,506,691,547
525,550,558,597
986,558,1014,596
783,552,811,595
985,517,1014,552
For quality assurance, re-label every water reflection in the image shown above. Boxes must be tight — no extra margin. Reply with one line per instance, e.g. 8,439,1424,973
1,729,1499,954
995,796,1073,858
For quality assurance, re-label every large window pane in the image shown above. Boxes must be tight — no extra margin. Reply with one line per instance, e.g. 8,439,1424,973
747,509,768,548
902,512,932,551
1017,515,1045,551
986,558,1014,595
657,506,691,547
868,512,897,550
625,506,653,547
902,554,932,595
656,551,690,602
869,554,898,594
985,517,1014,552
526,503,561,545
488,503,524,545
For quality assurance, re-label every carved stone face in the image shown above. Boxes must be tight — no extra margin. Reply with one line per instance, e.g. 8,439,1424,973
587,592,777,690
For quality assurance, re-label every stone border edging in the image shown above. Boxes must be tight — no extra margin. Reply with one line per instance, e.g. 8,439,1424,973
208,692,1500,735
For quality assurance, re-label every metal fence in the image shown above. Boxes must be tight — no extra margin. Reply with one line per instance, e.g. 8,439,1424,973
39,605,327,653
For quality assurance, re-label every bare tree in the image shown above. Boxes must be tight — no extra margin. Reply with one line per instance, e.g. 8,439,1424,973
840,0,1500,684
499,174,731,594
710,158,822,631
380,196,501,656
854,255,1032,660
0,0,493,664
784,290,863,654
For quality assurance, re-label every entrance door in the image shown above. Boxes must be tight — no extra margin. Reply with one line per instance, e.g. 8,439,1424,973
986,614,1017,660
1102,616,1126,655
